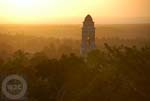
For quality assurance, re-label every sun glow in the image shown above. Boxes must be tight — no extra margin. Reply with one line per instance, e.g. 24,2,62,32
1,0,61,23
7,0,36,15
0,0,149,24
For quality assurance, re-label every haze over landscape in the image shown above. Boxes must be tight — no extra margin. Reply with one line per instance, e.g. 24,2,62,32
0,0,149,24
0,1,150,101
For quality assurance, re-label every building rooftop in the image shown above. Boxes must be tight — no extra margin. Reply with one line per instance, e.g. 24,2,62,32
84,14,93,22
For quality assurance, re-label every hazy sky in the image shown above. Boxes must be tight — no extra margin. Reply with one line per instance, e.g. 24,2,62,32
0,0,149,24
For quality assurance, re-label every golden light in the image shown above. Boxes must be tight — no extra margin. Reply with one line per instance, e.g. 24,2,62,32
9,0,34,8
2,0,60,23
5,0,46,15
0,0,149,24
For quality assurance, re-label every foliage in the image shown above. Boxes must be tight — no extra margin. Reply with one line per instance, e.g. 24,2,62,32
0,44,150,101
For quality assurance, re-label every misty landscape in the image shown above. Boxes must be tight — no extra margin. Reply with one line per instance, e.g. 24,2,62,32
0,24,149,56
0,0,149,100
0,24,150,101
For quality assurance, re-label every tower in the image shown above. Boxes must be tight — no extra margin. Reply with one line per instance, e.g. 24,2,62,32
81,14,96,56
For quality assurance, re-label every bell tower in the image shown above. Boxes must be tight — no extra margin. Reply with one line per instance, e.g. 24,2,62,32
81,14,96,56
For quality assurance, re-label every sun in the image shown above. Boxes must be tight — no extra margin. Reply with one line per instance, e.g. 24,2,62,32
5,0,59,16
11,0,34,6
8,0,40,15
4,0,45,22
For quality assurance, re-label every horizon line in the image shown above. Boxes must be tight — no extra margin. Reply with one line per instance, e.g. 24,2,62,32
0,22,150,25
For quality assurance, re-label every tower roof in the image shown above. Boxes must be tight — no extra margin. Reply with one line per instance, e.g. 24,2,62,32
84,14,93,22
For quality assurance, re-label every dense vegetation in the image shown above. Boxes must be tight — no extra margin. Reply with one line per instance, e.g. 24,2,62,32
0,24,150,100
0,42,150,101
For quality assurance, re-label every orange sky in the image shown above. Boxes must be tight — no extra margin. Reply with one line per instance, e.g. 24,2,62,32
0,0,149,24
